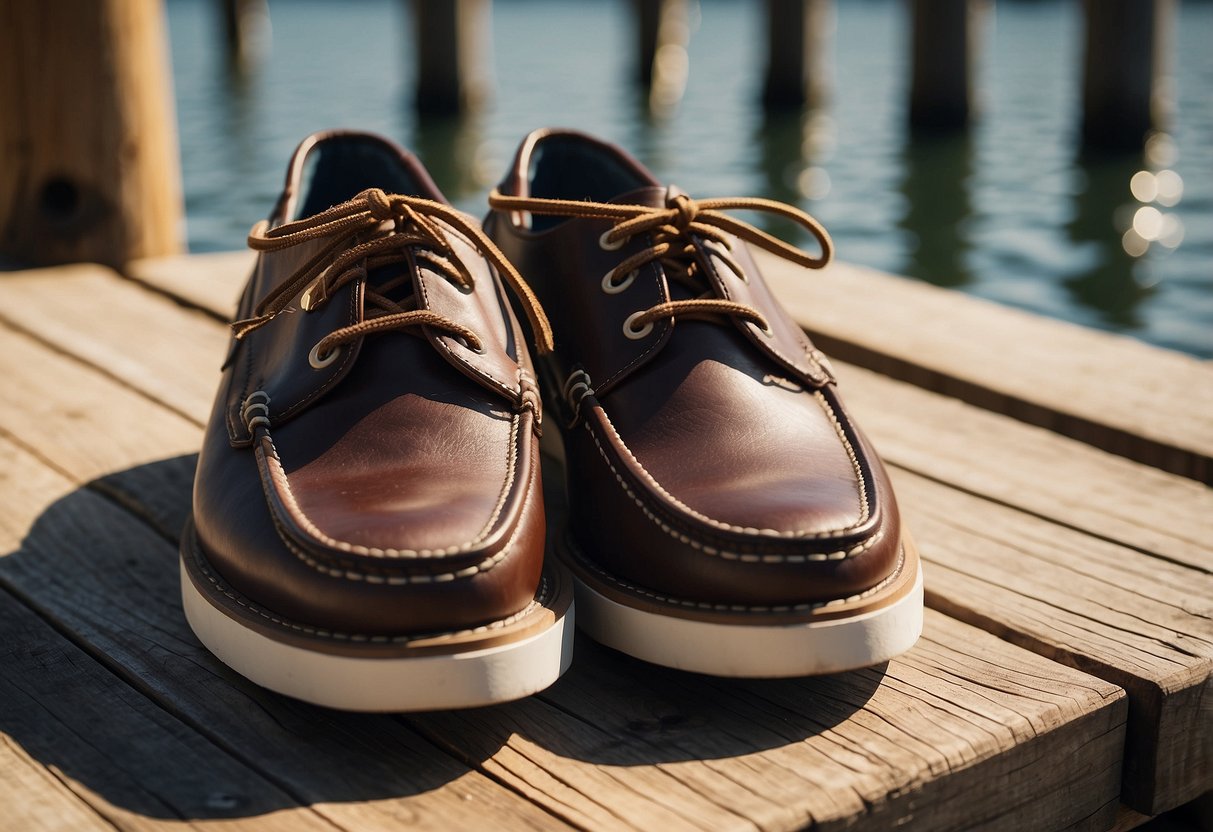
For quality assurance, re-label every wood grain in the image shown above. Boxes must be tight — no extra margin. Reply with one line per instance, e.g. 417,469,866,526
0,435,568,832
0,264,228,422
126,251,254,321
759,252,1213,484
893,468,1212,813
0,0,182,266
0,569,332,830
833,362,1213,574
415,614,1126,831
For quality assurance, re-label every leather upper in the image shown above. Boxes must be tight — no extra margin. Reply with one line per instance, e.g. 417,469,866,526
487,129,903,606
192,132,546,635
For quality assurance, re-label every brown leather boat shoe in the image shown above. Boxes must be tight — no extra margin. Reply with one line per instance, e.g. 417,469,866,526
181,131,573,710
485,129,922,677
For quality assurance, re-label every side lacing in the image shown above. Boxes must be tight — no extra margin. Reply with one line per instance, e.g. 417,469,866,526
588,389,870,545
566,533,906,614
518,367,543,432
561,368,596,427
189,530,550,644
254,409,521,560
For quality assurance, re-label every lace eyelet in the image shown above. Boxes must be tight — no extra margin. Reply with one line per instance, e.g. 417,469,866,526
308,343,340,369
599,229,626,251
456,279,475,295
622,311,654,340
601,269,637,295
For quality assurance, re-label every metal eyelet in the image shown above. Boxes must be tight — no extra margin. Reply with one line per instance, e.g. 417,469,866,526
599,229,626,251
622,311,654,340
308,343,340,369
601,269,637,295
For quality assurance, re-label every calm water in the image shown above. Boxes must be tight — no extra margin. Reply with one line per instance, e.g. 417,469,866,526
167,0,1213,357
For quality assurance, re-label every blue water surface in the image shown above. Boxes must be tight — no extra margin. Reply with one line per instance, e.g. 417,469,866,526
167,0,1213,357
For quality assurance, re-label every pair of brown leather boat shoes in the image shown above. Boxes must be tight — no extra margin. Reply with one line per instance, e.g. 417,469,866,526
180,129,923,711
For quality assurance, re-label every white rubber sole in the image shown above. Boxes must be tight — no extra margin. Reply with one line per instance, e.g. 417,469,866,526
180,558,575,712
572,565,924,677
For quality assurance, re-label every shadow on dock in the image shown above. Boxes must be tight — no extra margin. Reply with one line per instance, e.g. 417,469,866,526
0,452,880,819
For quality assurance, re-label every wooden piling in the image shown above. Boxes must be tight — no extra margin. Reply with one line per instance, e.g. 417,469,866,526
908,0,986,132
633,0,691,114
220,0,271,72
1081,0,1171,151
0,0,183,268
411,0,492,114
762,0,831,110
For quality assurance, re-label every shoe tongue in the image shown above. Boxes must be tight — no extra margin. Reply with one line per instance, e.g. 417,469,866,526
609,185,676,208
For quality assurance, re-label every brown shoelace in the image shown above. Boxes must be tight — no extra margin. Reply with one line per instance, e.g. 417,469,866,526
488,187,833,335
231,188,554,359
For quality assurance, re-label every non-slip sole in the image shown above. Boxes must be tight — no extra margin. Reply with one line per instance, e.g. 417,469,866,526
565,538,923,678
180,524,575,712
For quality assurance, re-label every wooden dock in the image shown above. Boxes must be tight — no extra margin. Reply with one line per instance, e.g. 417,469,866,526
0,252,1209,831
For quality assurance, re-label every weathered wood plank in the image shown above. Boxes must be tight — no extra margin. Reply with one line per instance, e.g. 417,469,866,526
414,613,1125,832
125,250,253,320
0,264,228,421
0,434,569,832
7,259,1203,815
0,349,570,829
834,362,1213,574
758,252,1213,484
0,577,331,830
894,469,1212,813
0,733,115,832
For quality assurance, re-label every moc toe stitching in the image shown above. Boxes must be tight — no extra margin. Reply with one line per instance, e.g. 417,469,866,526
591,396,874,542
256,413,525,563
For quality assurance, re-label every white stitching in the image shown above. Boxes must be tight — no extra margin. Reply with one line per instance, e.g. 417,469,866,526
256,437,534,583
567,535,905,613
589,389,869,540
584,419,876,562
189,532,550,643
259,413,521,558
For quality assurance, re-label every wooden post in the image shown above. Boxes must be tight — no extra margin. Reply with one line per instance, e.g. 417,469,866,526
762,0,831,110
633,0,690,114
0,0,183,268
908,0,986,132
1081,0,1171,151
634,0,662,86
411,0,492,114
220,0,271,72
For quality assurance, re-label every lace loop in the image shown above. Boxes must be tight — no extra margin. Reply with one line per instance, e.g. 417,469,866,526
233,188,554,354
489,187,832,336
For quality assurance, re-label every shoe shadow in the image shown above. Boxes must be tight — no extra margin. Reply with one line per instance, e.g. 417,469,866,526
0,452,883,822
0,454,510,821
412,449,885,768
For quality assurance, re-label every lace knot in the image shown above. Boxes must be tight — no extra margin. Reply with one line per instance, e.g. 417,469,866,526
665,188,699,232
364,188,397,222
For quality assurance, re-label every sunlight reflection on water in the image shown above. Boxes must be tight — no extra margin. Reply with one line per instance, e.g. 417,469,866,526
166,0,1213,357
